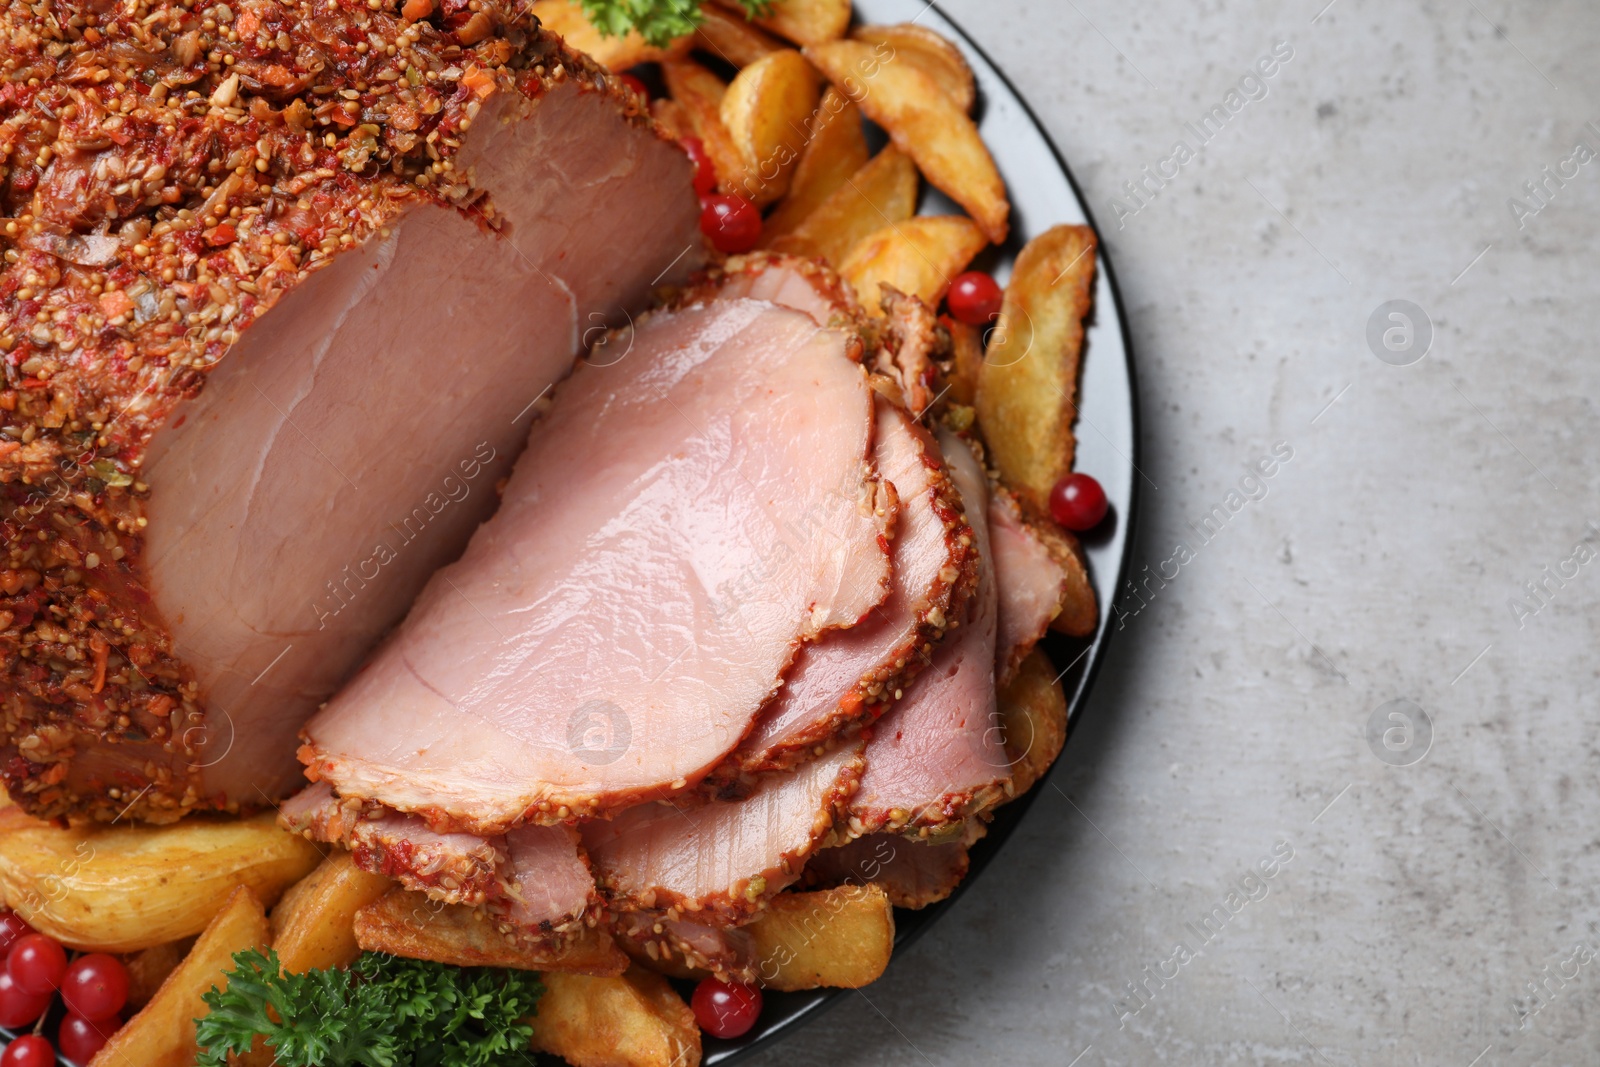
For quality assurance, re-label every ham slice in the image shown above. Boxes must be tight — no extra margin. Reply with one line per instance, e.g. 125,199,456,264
989,489,1071,687
299,297,892,833
583,743,863,926
0,10,702,823
804,822,986,909
281,781,595,940
726,403,975,775
849,430,1010,835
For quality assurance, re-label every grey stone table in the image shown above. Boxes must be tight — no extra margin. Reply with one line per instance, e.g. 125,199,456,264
752,1,1600,1064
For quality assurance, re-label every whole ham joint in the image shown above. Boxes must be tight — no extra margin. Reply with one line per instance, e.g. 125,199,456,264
298,295,893,834
0,6,701,822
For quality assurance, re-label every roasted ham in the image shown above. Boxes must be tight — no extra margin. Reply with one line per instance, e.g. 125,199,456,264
299,295,892,833
989,488,1071,687
0,4,702,822
583,743,863,926
282,780,596,941
804,822,986,909
727,403,974,775
848,429,1010,835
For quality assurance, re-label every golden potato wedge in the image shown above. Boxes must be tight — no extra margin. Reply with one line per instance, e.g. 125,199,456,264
719,49,822,206
0,808,321,953
850,22,975,112
694,2,786,66
712,0,849,46
353,888,629,976
661,59,745,194
531,0,692,69
941,314,984,407
531,967,702,1067
768,145,918,267
764,87,869,239
649,96,693,141
805,39,1008,243
839,215,988,314
90,885,269,1067
748,884,895,990
1031,520,1097,638
123,938,194,1011
269,851,393,974
998,648,1069,796
975,224,1097,515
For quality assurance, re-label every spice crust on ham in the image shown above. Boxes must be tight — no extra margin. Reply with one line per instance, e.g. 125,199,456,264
0,1,698,823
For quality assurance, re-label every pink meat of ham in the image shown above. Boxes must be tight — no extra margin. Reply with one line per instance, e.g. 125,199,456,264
298,296,893,834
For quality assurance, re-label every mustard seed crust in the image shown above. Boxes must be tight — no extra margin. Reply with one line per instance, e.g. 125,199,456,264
0,0,652,822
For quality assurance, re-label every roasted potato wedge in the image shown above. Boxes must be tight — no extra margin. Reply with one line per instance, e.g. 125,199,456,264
975,224,1097,514
850,22,975,113
694,2,786,66
531,0,692,69
768,145,919,266
661,59,745,195
805,39,1008,243
998,648,1069,796
0,808,321,953
1031,520,1096,638
649,96,693,140
123,938,194,1011
839,215,988,314
764,87,869,239
720,49,823,206
748,883,895,990
270,850,393,974
941,314,984,406
90,885,270,1067
354,888,629,976
531,966,702,1067
712,0,849,47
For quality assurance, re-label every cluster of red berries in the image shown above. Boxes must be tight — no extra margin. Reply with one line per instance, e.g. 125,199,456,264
0,912,127,1066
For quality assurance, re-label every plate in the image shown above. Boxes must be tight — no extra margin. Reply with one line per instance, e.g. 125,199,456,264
695,2,1141,1062
0,3,1137,1062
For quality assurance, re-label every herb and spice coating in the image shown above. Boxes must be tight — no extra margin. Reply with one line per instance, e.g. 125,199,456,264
0,0,655,823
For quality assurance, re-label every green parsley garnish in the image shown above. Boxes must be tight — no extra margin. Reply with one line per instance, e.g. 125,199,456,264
576,0,773,47
195,949,544,1067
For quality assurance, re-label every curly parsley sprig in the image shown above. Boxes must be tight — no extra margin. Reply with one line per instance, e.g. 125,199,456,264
576,0,773,48
194,949,544,1067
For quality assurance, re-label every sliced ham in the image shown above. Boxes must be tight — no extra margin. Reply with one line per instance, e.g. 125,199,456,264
0,10,703,823
613,913,758,982
694,253,863,328
584,743,863,926
300,297,891,834
726,404,975,776
804,822,986,909
281,781,595,940
849,430,1010,835
989,489,1071,687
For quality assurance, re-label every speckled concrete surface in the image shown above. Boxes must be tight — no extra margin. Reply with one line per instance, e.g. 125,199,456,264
751,2,1600,1065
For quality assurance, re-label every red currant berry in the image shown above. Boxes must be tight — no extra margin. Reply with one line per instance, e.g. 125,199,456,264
0,914,33,961
8,934,65,996
1049,472,1108,531
61,954,128,1023
691,977,762,1040
699,194,762,255
59,1014,119,1065
679,136,717,195
946,271,1004,325
0,970,52,1029
0,1035,54,1067
617,72,649,101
